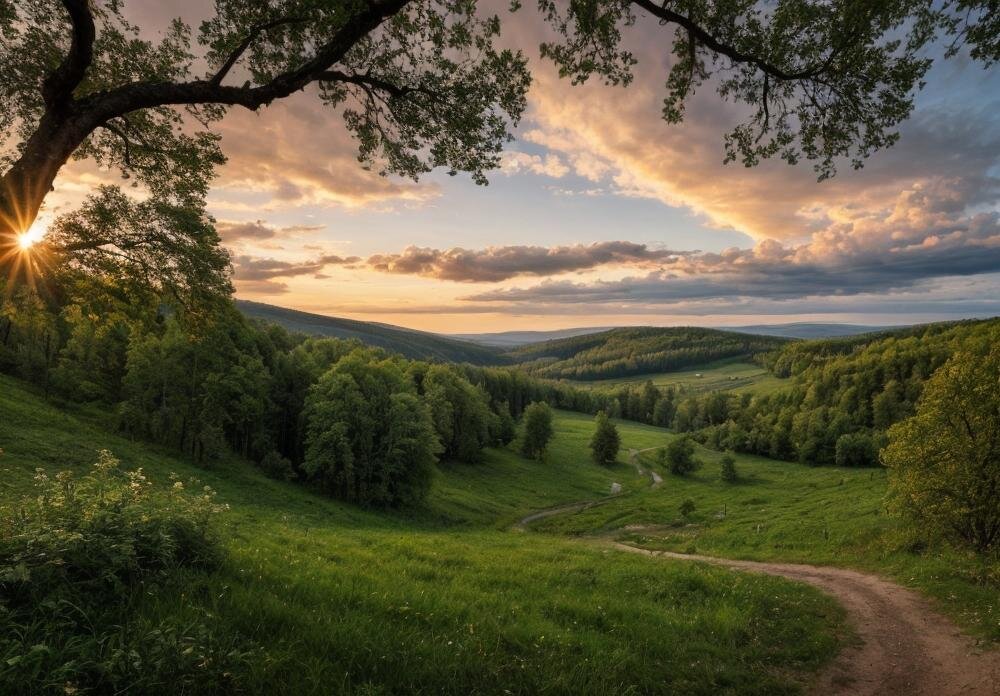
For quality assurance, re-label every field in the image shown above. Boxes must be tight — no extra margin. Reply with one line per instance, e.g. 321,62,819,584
574,359,790,396
532,426,1000,642
0,375,844,695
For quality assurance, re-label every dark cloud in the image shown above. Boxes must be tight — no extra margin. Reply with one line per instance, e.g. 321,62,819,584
462,222,1000,306
231,253,361,286
365,242,694,282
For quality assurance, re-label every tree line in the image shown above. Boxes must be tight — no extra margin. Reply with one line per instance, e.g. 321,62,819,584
668,320,999,467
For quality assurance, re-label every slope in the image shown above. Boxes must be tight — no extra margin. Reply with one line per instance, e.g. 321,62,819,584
506,326,789,380
0,375,845,695
236,300,506,365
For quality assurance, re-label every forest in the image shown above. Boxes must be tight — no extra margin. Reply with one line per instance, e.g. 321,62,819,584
506,326,788,380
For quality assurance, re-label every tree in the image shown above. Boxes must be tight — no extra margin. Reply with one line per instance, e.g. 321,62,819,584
302,351,439,506
719,454,738,482
665,435,699,476
421,364,493,463
589,411,620,466
2,1,997,282
520,401,554,460
882,337,1000,554
835,432,878,468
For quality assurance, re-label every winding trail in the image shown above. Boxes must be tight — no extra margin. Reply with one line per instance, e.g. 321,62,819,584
516,502,1000,695
628,447,663,487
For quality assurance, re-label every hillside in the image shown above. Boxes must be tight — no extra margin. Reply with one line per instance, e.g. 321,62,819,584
237,300,505,365
0,374,846,694
723,323,899,339
506,326,790,380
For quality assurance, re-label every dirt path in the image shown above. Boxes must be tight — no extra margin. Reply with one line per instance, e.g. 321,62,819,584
628,447,663,487
514,499,999,695
612,543,1000,696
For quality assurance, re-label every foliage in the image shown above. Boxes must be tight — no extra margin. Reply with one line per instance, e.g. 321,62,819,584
681,319,999,466
883,335,1000,554
835,432,878,468
679,498,696,519
302,352,439,507
259,450,296,481
520,401,554,460
0,450,246,693
719,454,737,482
508,327,787,381
665,436,700,476
589,410,620,466
0,449,226,606
418,363,494,463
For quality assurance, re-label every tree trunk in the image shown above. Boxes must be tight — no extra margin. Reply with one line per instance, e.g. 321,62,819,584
0,111,93,281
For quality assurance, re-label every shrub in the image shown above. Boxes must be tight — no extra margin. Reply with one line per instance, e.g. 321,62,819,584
520,401,554,460
0,451,242,693
589,411,620,466
834,432,878,467
720,454,738,482
665,436,700,475
883,335,1000,554
680,499,696,519
0,450,226,609
260,450,297,480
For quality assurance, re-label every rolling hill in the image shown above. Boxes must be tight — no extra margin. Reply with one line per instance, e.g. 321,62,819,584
505,326,790,380
236,300,506,365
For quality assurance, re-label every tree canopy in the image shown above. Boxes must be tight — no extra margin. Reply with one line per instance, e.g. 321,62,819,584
883,332,1000,554
1,0,998,291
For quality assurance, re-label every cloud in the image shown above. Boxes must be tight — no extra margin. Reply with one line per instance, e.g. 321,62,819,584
232,252,361,294
365,241,693,282
500,151,570,178
213,93,440,210
216,220,325,244
462,209,1000,305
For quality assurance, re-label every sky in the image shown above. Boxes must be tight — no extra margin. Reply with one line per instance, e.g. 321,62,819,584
43,2,1000,333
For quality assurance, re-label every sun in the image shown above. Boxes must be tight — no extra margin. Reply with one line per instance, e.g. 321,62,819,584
16,224,45,251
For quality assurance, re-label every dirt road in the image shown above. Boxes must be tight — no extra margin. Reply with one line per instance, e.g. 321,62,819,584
612,543,1000,696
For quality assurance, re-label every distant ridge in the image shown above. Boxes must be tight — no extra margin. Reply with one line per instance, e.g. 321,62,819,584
452,322,902,346
720,323,901,339
450,327,614,348
236,300,505,365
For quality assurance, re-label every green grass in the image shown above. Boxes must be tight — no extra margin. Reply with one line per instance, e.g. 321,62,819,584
0,374,846,695
574,359,790,395
532,433,1000,642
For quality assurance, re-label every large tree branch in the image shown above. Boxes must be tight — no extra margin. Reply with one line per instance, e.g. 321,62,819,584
42,0,97,109
81,0,411,123
632,0,826,81
209,16,308,87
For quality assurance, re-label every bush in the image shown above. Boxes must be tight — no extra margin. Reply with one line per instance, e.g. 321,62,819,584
589,411,620,466
0,451,241,693
720,454,738,482
260,450,296,481
834,432,878,467
665,436,700,475
0,450,226,609
520,401,554,460
680,499,696,519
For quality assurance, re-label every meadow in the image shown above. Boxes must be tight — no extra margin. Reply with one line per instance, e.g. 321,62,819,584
575,359,790,396
0,374,845,695
532,414,1000,642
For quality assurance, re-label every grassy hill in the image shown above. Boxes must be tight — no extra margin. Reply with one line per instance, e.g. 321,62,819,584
237,300,506,365
506,326,789,380
0,374,846,695
575,358,791,396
